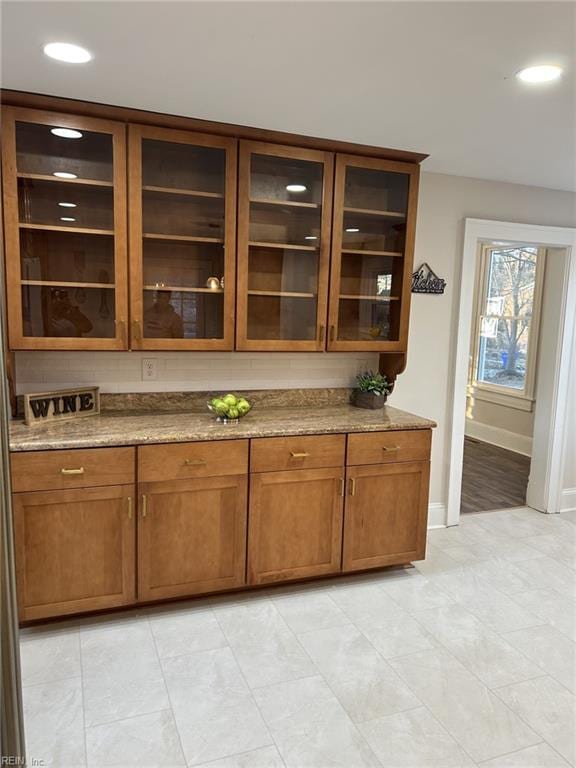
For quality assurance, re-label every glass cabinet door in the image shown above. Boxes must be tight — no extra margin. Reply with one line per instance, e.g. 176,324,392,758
236,142,333,350
328,155,418,351
1,107,128,349
129,126,236,350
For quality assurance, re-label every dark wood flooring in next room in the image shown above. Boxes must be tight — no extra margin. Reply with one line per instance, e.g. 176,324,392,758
461,437,531,514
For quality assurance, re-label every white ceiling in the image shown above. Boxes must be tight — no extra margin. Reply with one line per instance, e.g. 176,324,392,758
2,1,575,192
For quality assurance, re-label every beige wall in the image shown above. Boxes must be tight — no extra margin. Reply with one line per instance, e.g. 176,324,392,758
15,171,576,521
467,398,534,437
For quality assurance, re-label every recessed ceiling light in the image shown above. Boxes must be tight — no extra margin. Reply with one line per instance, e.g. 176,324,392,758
286,184,307,193
51,128,83,139
43,42,92,64
304,236,318,240
346,227,360,233
58,202,77,208
60,217,76,222
516,65,562,84
53,172,78,179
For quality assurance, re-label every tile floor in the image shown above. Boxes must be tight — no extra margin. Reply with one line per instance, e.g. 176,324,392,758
19,506,576,768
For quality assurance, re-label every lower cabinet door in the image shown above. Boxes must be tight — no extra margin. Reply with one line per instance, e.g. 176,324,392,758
13,484,135,621
343,461,430,572
248,467,345,585
138,474,248,601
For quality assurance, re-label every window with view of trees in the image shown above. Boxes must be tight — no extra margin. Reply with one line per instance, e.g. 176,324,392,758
472,245,545,403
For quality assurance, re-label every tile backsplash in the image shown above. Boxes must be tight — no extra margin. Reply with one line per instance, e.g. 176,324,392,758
14,351,379,395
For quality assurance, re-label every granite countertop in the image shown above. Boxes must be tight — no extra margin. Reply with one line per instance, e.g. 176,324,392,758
9,404,436,452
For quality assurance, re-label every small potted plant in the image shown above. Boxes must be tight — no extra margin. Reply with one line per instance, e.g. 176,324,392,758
351,370,392,410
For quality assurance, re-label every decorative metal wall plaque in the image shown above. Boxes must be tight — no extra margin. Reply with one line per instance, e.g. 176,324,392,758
23,386,100,426
411,263,447,294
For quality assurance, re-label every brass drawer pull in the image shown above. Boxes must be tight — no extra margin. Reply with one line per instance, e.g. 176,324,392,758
349,477,356,496
290,452,310,458
319,325,325,343
60,467,84,475
340,477,345,497
141,494,147,518
127,496,133,520
382,446,401,453
184,458,207,466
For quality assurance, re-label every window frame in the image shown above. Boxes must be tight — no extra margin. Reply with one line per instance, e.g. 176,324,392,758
469,244,546,411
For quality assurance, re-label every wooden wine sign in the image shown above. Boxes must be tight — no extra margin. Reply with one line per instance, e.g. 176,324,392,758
23,387,100,426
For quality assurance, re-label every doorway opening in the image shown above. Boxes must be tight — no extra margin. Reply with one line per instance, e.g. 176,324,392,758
461,243,544,514
447,219,576,526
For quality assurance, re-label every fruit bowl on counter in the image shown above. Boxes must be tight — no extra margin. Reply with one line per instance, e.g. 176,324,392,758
207,394,252,425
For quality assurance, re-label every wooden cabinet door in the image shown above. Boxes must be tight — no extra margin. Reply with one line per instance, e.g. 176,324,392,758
343,461,430,572
128,125,237,350
328,154,419,352
138,475,247,601
13,484,135,621
236,141,334,351
1,107,129,350
248,468,344,585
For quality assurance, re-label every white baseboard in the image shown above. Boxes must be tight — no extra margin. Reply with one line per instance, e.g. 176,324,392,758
465,419,532,457
428,503,447,529
561,488,576,513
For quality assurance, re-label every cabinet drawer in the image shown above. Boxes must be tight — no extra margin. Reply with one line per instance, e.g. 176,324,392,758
250,434,345,473
347,429,431,466
138,439,248,482
11,447,135,493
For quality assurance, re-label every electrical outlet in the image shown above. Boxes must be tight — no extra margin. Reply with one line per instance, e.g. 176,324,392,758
142,358,158,381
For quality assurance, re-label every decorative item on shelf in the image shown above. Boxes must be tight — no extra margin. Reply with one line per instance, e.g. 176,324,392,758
23,386,100,426
206,276,221,291
351,371,392,410
411,263,447,295
207,393,252,425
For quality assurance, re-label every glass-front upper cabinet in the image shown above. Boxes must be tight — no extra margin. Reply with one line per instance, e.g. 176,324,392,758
328,155,419,351
1,107,128,349
236,142,334,350
128,125,237,350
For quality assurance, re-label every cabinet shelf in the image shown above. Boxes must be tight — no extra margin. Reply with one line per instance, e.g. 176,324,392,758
339,294,400,302
142,185,224,199
143,285,223,294
19,223,114,236
143,233,223,244
250,198,320,210
21,280,115,289
341,248,403,257
343,206,405,219
249,241,318,252
248,290,316,299
17,172,114,188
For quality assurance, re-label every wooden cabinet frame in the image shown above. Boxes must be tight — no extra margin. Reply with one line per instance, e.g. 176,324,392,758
128,124,237,350
1,106,129,350
328,154,420,352
236,141,334,351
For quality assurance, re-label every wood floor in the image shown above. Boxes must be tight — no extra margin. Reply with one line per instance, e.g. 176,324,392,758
460,437,531,514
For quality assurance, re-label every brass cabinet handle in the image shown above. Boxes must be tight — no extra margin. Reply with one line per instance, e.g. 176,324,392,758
290,452,310,458
329,325,335,342
184,458,207,466
141,494,147,518
127,496,133,520
382,446,401,453
339,477,345,497
349,477,356,496
61,467,84,475
319,325,325,343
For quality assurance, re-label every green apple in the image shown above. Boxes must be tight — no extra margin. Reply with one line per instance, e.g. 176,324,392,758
223,394,238,407
227,406,239,419
237,398,251,415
